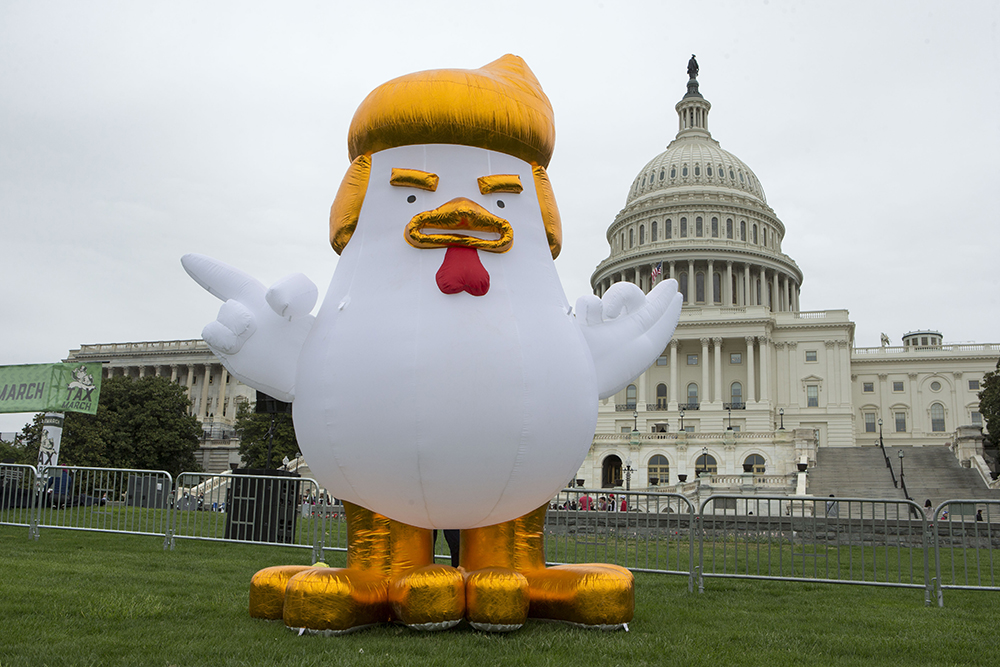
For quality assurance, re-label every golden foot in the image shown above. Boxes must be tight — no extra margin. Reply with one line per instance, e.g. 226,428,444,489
464,567,529,632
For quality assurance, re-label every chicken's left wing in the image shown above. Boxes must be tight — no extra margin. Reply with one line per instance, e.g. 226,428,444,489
575,280,683,400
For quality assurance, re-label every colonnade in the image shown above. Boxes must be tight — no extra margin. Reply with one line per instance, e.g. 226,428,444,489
595,259,800,312
102,362,240,422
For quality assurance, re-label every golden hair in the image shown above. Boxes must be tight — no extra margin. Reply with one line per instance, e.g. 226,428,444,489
330,55,561,258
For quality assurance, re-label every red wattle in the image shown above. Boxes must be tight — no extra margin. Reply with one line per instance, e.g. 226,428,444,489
435,246,490,296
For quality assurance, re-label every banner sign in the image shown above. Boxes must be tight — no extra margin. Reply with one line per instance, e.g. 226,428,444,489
0,363,103,415
38,412,64,468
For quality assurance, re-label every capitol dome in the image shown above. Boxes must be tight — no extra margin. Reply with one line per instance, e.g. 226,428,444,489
591,59,802,313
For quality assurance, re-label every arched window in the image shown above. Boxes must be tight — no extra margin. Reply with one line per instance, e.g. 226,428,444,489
659,169,665,181
695,272,705,302
744,454,766,473
694,164,701,176
713,272,722,304
651,221,657,241
730,382,743,407
752,224,758,244
740,221,746,241
695,453,717,474
626,384,637,409
656,383,668,409
665,219,672,239
726,218,733,239
696,217,703,237
648,454,669,486
680,217,688,237
679,272,688,302
687,382,699,407
629,228,634,248
931,403,945,432
639,225,645,245
763,227,768,246
621,233,625,250
712,217,719,237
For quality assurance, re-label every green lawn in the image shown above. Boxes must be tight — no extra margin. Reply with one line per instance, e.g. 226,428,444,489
1,525,998,666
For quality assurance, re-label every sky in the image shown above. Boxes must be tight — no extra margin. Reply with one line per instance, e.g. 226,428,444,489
2,0,998,433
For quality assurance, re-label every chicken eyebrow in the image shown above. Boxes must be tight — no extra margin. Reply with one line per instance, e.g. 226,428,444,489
390,168,439,192
478,174,523,195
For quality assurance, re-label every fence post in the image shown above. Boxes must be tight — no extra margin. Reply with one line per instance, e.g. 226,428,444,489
30,467,43,540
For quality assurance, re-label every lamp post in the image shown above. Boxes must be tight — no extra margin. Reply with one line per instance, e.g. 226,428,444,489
727,406,733,431
679,408,686,432
779,408,785,430
699,446,708,477
633,410,638,432
624,458,635,491
898,448,904,481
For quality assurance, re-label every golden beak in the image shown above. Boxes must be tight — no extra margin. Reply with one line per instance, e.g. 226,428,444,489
404,198,513,253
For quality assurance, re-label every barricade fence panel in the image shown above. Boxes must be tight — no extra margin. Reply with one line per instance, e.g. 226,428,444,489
172,472,330,560
933,499,1000,606
546,489,697,589
0,463,39,536
33,466,175,540
698,495,932,604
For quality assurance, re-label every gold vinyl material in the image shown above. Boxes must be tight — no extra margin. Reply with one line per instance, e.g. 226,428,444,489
249,565,315,620
404,198,513,253
330,155,371,254
477,174,522,194
460,518,517,572
388,564,465,628
532,165,562,259
390,168,439,192
465,567,529,631
348,55,555,169
282,568,390,632
524,564,634,626
344,501,433,578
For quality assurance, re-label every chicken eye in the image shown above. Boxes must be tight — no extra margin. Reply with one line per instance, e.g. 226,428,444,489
497,200,505,209
407,195,416,203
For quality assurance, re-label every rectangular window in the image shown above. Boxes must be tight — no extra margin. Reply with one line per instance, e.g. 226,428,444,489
684,426,695,433
656,355,668,366
863,382,874,393
972,411,983,426
969,380,980,391
805,350,817,362
687,354,698,365
895,412,906,432
807,385,819,407
864,412,877,433
730,353,742,364
892,381,904,392
731,425,741,432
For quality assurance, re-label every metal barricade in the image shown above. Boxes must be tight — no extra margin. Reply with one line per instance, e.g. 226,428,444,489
0,463,39,538
546,489,697,591
933,499,1000,606
698,495,932,604
33,466,174,543
171,471,328,562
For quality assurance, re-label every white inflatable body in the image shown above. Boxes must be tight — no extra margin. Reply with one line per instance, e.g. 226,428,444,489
183,143,682,531
294,144,596,529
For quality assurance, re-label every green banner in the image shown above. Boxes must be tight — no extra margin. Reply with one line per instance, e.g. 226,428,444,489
0,363,103,414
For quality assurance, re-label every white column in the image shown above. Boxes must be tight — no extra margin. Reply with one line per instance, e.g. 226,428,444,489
688,260,695,303
713,337,723,403
725,261,733,306
219,367,229,420
772,271,779,311
746,336,757,403
700,338,710,406
707,259,715,304
788,342,800,407
198,364,211,419
827,341,838,407
669,340,679,410
774,341,787,405
840,341,851,405
170,364,178,382
760,336,771,402
744,265,752,306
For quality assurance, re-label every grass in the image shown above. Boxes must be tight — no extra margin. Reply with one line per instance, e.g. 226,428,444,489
1,525,999,666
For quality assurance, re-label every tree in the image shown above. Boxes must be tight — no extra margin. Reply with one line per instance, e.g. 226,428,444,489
60,375,202,477
979,359,1000,449
234,400,300,469
0,413,45,465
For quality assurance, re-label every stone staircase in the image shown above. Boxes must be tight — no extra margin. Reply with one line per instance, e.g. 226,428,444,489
807,445,1000,506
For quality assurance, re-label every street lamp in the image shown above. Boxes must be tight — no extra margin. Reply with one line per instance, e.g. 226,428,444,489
898,448,904,480
633,410,638,432
623,458,635,491
779,408,785,430
679,408,686,432
727,406,733,431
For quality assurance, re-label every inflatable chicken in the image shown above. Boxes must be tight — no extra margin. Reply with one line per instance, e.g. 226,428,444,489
183,55,682,633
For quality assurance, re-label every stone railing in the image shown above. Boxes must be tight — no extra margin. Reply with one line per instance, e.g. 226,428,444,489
72,340,208,356
853,343,1000,356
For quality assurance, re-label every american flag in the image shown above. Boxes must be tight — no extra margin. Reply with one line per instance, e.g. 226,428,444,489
651,262,662,285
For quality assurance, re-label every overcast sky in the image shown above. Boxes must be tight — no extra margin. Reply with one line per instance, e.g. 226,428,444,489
2,0,998,432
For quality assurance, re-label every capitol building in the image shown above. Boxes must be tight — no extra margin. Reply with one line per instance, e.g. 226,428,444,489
66,62,998,497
